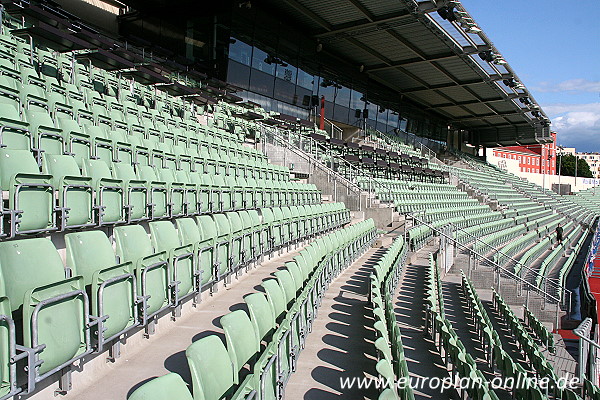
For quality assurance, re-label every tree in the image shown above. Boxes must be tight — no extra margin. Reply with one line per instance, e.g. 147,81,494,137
556,154,593,178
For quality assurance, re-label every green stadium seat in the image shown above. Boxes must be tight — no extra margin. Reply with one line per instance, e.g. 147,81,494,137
112,163,150,222
0,97,30,151
0,238,90,389
149,221,197,305
185,335,256,400
113,225,171,326
0,148,56,237
128,373,193,400
57,118,92,169
175,217,216,289
221,310,279,399
220,310,260,384
155,168,187,217
81,159,126,225
24,109,64,160
42,154,95,230
65,230,138,352
211,213,233,280
137,165,168,219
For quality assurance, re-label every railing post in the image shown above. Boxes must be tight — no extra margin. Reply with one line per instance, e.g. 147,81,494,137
334,179,337,202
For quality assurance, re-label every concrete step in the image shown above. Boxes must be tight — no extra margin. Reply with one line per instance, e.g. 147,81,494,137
285,244,390,399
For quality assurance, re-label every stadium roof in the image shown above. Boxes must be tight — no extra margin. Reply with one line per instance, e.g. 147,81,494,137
237,0,552,146
62,0,552,147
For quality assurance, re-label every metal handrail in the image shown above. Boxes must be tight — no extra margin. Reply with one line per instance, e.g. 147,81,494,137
323,117,343,139
262,124,398,204
408,211,566,332
409,213,560,300
450,219,573,301
260,125,368,211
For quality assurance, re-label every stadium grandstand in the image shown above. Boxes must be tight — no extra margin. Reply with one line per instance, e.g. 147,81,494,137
0,0,598,399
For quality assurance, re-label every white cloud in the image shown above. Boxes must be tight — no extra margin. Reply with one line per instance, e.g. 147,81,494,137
542,102,600,151
533,79,600,93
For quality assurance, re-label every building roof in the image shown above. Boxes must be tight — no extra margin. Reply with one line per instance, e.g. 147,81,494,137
496,146,540,156
116,0,552,147
249,0,551,146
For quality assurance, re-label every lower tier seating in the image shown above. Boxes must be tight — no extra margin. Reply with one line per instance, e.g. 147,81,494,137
0,202,350,398
128,219,377,400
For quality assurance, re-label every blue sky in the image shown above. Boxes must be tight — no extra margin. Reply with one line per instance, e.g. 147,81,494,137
460,0,600,151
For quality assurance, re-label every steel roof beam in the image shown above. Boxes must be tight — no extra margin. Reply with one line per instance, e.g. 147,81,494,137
313,11,412,39
366,52,458,71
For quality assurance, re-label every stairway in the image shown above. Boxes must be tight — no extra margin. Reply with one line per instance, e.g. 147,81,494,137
284,245,388,399
393,244,452,400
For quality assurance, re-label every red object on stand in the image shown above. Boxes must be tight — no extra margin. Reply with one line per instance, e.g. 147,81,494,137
319,95,325,130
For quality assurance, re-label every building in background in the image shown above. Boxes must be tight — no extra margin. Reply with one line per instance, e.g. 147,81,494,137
490,131,557,175
576,153,600,178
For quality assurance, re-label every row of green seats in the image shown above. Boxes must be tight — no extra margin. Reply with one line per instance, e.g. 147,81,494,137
370,237,414,400
522,306,555,353
490,288,582,399
426,275,500,400
0,147,320,238
128,219,377,400
0,203,350,398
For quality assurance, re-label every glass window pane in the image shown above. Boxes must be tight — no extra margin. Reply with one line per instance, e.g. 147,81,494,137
251,47,275,75
297,68,313,90
275,63,297,84
335,86,351,107
228,39,252,66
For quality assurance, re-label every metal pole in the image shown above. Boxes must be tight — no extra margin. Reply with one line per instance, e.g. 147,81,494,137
575,154,578,187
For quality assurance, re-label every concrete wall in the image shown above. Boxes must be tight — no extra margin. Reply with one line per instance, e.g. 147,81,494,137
487,154,600,193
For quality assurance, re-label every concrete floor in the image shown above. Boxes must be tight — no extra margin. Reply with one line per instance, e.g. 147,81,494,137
394,245,454,400
52,244,309,400
285,246,386,400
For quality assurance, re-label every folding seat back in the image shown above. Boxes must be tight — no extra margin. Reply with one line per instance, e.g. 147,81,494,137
195,174,214,214
149,221,196,303
83,124,113,163
0,238,88,378
156,168,186,217
137,165,168,219
227,176,244,210
42,154,94,229
65,231,137,348
285,262,304,291
176,218,214,288
24,109,64,157
262,279,287,322
113,225,170,320
81,159,125,225
244,293,276,342
212,213,232,278
243,177,256,207
220,310,259,383
0,148,55,236
57,118,91,168
112,163,148,221
185,336,242,400
226,212,246,268
212,174,231,212
280,206,293,242
237,210,255,262
248,209,266,254
128,373,193,400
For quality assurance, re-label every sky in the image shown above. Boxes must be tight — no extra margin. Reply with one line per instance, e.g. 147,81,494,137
460,0,600,152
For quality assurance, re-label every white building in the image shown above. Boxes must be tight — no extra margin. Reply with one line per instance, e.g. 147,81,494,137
576,152,600,178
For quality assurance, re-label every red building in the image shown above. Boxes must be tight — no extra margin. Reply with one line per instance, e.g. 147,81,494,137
492,132,557,175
